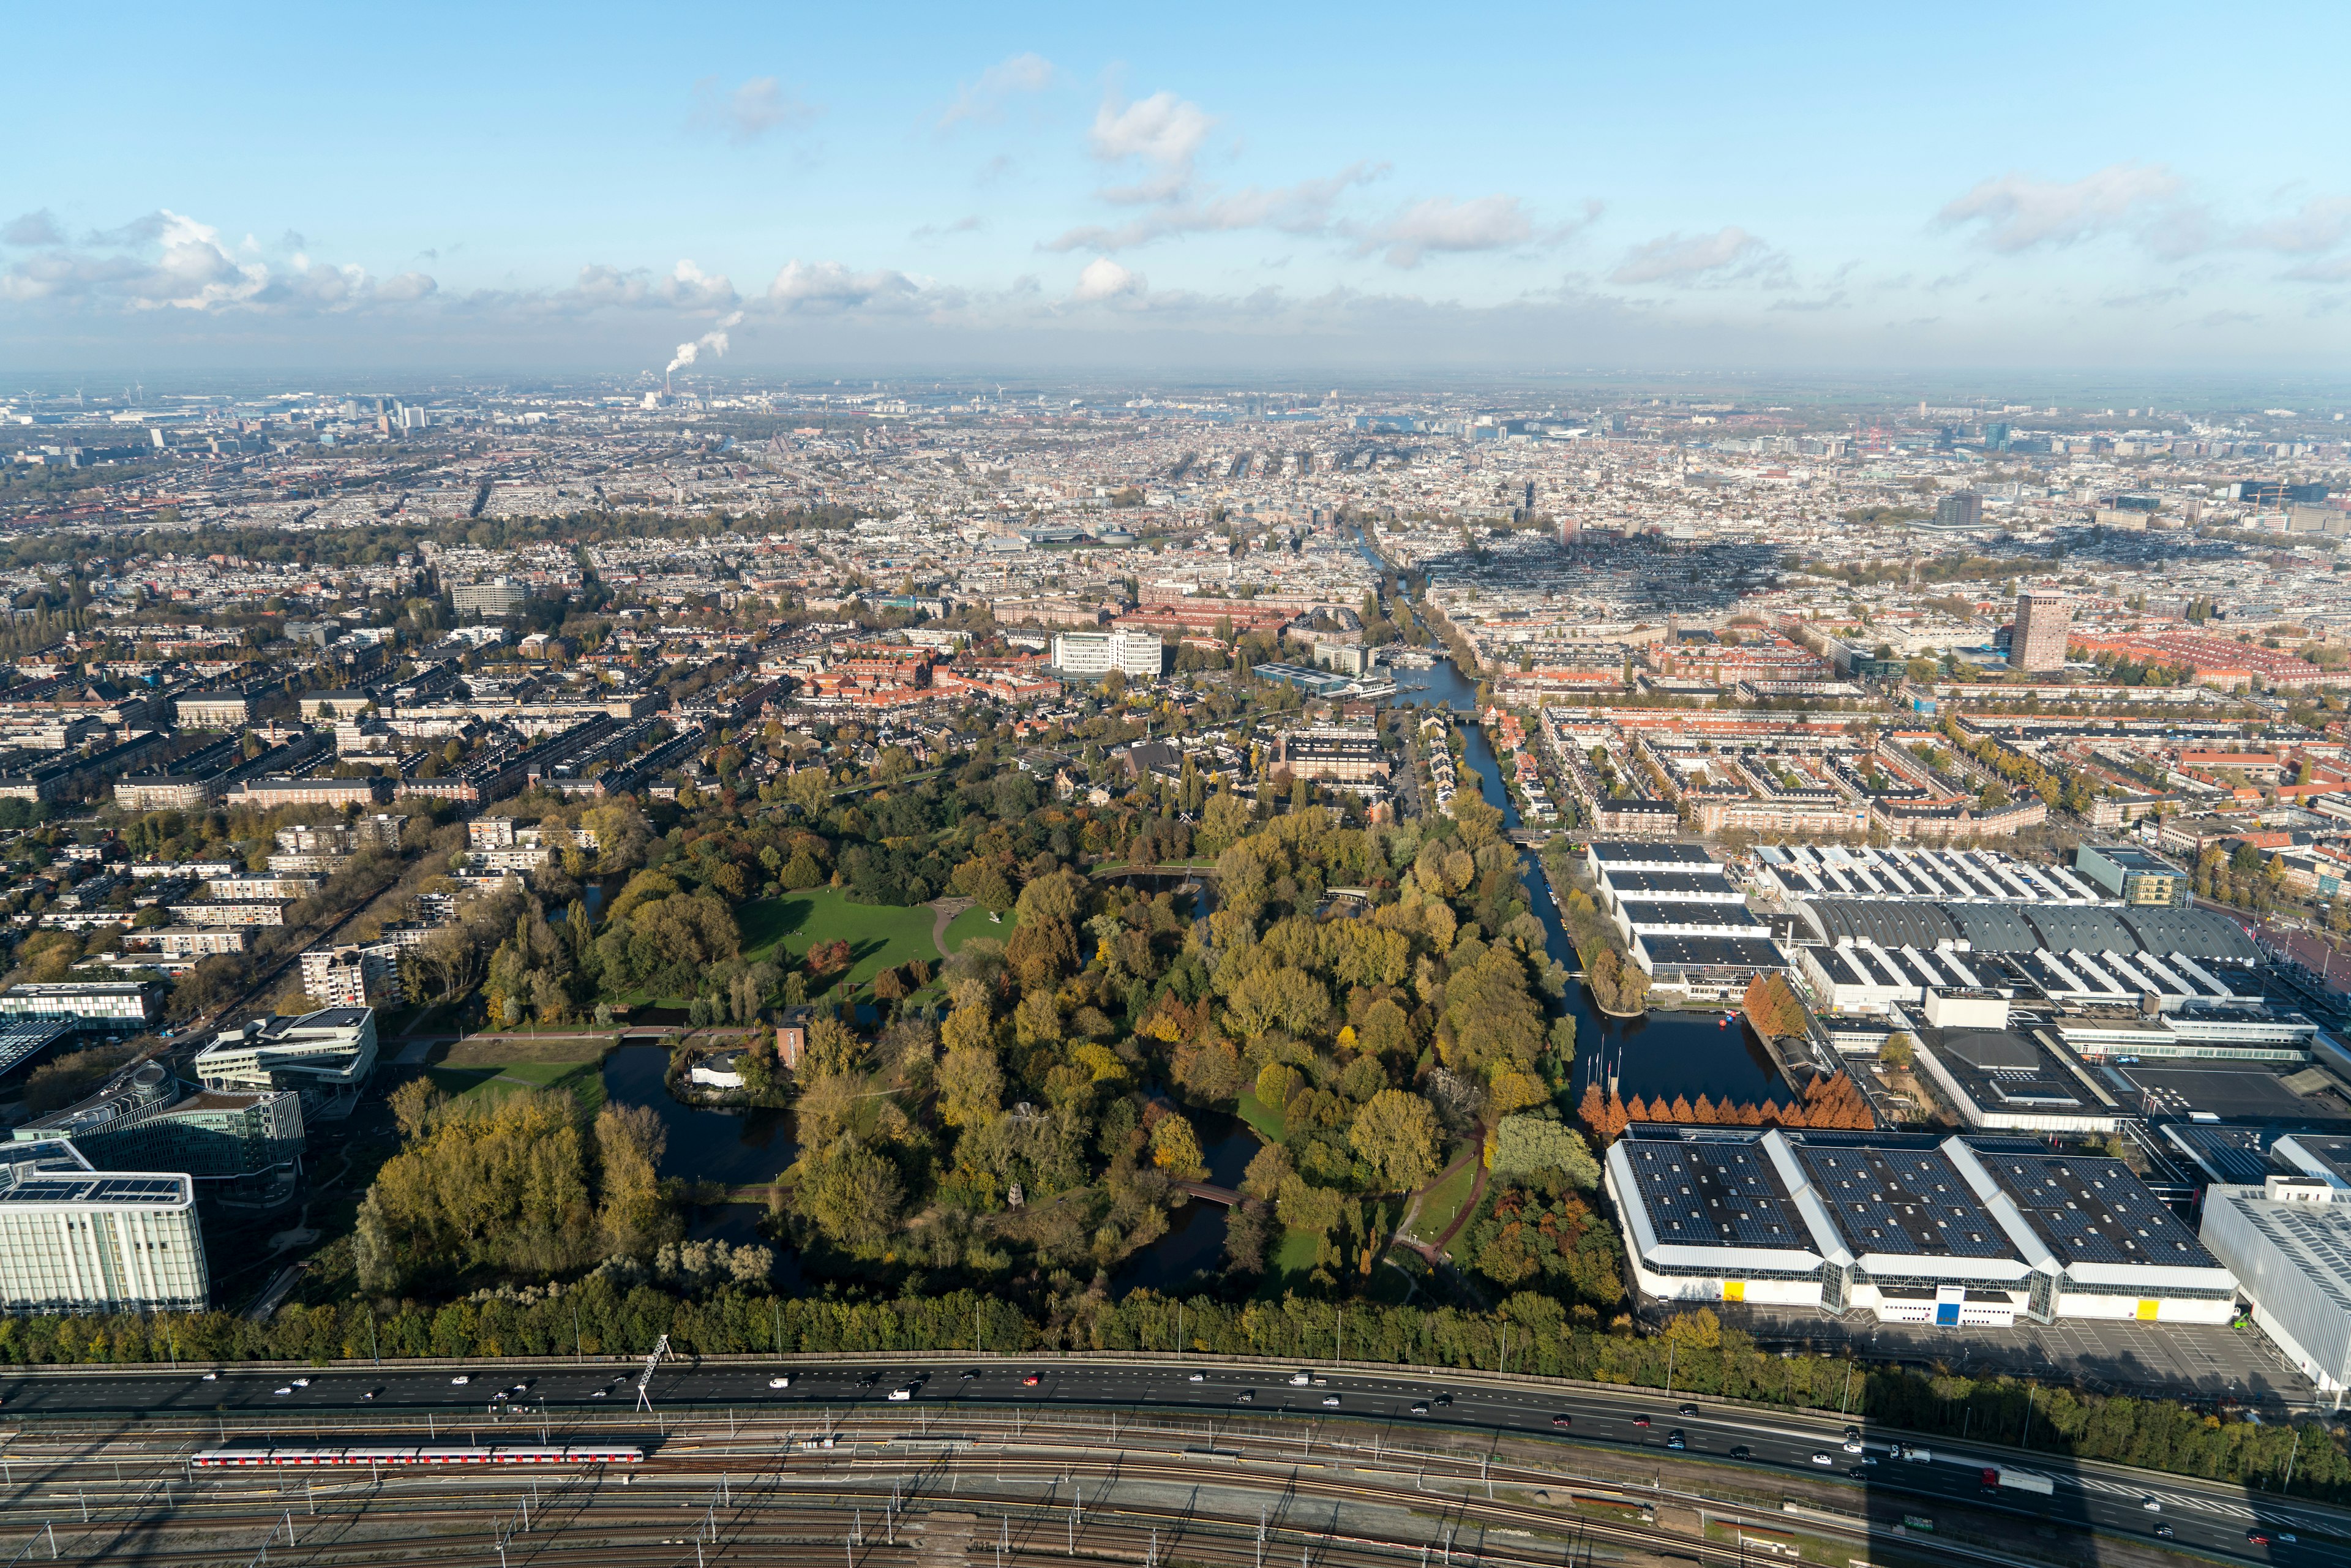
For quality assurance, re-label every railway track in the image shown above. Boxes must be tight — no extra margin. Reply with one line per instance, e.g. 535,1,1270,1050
0,1416,2069,1568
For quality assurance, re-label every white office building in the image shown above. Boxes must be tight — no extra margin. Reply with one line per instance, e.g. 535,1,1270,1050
0,1139,208,1312
0,980,163,1034
1051,629,1164,679
194,1007,378,1114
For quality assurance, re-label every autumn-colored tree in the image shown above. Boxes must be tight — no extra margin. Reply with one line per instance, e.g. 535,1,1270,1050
1668,1094,1696,1123
805,939,852,977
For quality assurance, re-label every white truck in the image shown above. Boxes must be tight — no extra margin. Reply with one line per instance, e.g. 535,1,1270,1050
1981,1465,2055,1497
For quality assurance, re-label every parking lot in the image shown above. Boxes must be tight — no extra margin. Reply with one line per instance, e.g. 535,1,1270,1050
1718,1306,2316,1406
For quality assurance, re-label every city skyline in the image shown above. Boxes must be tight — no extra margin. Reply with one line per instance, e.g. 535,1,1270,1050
5,0,2350,375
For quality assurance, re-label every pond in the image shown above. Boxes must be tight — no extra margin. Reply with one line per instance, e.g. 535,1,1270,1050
601,1043,799,1186
1111,1105,1261,1297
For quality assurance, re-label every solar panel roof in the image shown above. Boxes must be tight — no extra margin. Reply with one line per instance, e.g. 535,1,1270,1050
1591,841,1715,865
1624,1139,1805,1248
1982,1153,2218,1267
1793,1144,2016,1259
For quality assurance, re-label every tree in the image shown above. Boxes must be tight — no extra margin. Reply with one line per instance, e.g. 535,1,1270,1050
1149,1113,1207,1179
1226,965,1331,1039
594,1103,675,1257
936,1044,1003,1128
1488,1116,1600,1187
792,1141,904,1250
1349,1089,1442,1191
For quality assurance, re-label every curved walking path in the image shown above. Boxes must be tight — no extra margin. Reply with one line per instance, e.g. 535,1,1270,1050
929,896,974,959
1395,1140,1488,1261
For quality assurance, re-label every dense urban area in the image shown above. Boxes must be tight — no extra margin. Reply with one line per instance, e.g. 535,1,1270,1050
10,375,2351,1499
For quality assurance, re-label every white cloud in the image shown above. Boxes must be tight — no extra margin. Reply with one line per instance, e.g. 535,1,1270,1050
689,75,821,146
661,258,740,311
0,206,428,314
938,53,1056,129
2,210,63,247
1072,257,1143,302
1350,193,1593,268
2245,197,2351,257
765,259,923,312
1089,89,1216,204
1610,226,1776,285
1046,163,1385,252
1937,162,2183,252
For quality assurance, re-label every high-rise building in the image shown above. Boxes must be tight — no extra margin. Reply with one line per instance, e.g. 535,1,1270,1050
2013,589,2071,673
1050,630,1165,679
1935,492,1984,529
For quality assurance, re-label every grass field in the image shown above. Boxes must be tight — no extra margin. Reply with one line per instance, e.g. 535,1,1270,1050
426,1058,607,1117
1257,1226,1323,1296
1409,1152,1479,1251
737,889,942,983
941,902,1010,953
442,1035,612,1068
1234,1083,1285,1144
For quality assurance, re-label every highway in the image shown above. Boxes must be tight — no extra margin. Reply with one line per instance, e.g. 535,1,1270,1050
4,1356,2344,1566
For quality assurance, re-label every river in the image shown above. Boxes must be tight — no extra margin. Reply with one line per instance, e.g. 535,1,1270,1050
1401,650,1787,1109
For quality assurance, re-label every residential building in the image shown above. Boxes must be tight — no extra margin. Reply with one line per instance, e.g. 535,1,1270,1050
299,942,405,1009
2012,590,2071,673
2075,844,2188,907
452,580,529,616
1275,726,1389,784
1935,492,1983,530
1050,629,1166,679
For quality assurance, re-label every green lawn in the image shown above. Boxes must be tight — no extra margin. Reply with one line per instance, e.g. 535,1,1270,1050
736,890,941,983
426,1059,607,1118
941,902,1009,954
1271,1228,1320,1272
1409,1153,1479,1251
1234,1083,1286,1144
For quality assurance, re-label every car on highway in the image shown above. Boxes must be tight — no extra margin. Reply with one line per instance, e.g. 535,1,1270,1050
1022,1372,1043,1387
888,1386,914,1401
2248,1531,2271,1547
591,1388,609,1399
1676,1403,1698,1417
1841,1438,1864,1453
1237,1390,1255,1403
1434,1394,1452,1408
273,1386,294,1396
2141,1497,2161,1512
964,1370,982,1379
1551,1414,1572,1428
451,1375,471,1386
1289,1372,1311,1386
1188,1373,1204,1382
201,1371,217,1381
1728,1446,1752,1460
362,1389,381,1401
291,1378,310,1387
857,1373,880,1389
1810,1453,1832,1466
1411,1402,1430,1416
1667,1431,1686,1450
2153,1525,2175,1539
1321,1395,1340,1408
769,1376,792,1390
1630,1414,1650,1428
1847,1466,1868,1479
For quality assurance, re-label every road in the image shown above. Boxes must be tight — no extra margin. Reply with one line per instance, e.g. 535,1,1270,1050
5,1356,2341,1565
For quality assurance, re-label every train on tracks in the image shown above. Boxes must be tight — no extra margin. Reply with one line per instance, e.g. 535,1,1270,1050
192,1445,643,1468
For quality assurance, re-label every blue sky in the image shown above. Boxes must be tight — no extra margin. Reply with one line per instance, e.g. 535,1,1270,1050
4,1,2348,377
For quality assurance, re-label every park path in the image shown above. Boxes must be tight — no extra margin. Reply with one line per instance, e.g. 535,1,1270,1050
929,896,974,960
1395,1141,1487,1261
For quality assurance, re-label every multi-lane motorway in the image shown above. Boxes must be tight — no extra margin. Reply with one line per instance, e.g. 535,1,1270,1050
5,1356,2344,1564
